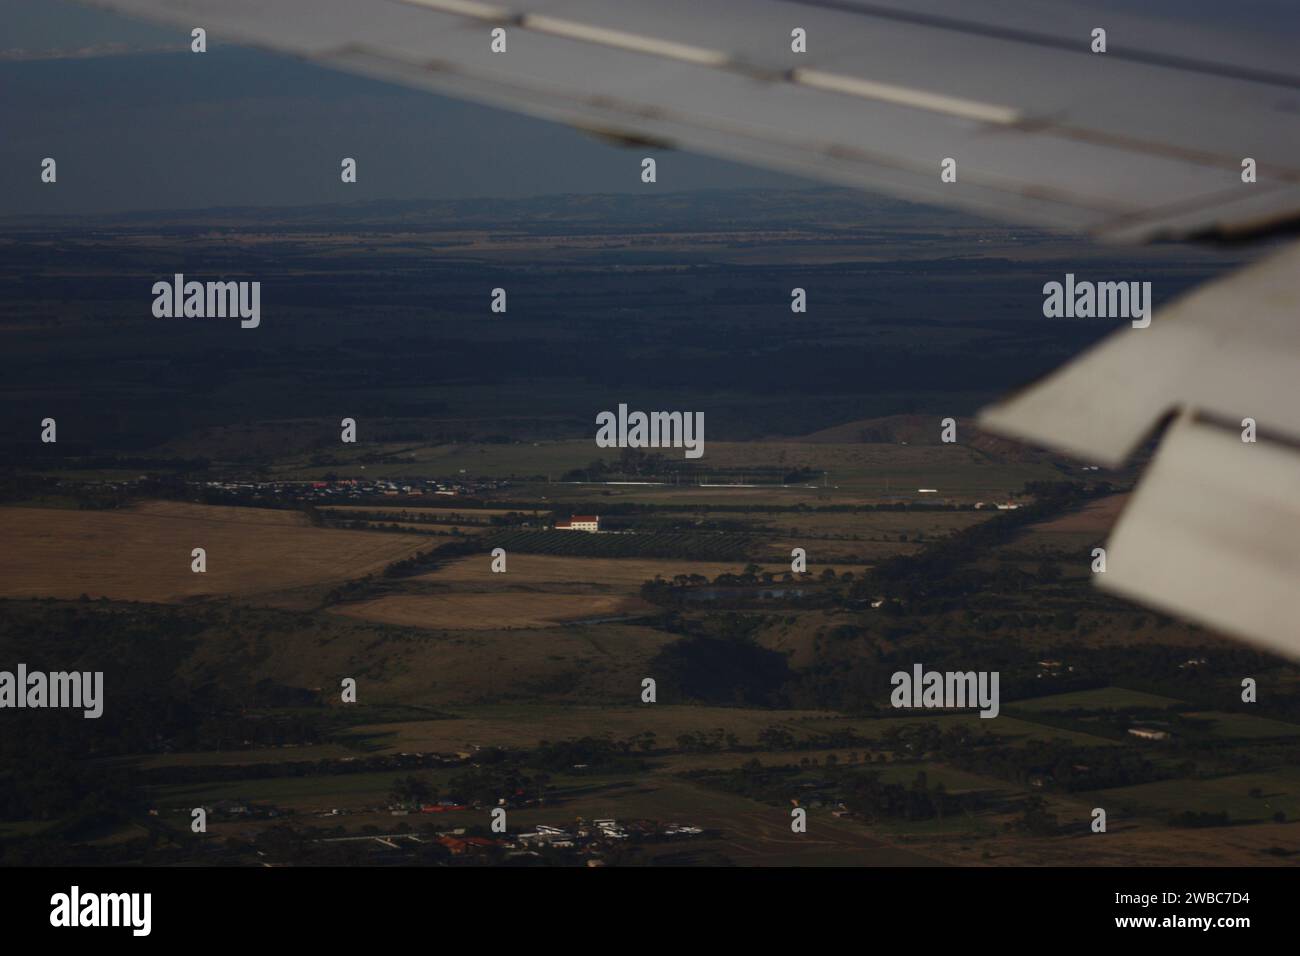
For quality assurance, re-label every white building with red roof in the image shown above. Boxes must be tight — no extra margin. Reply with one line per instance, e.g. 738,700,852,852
555,515,600,532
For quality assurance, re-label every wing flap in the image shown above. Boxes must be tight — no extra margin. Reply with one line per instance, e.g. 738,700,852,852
978,240,1300,465
1101,413,1300,659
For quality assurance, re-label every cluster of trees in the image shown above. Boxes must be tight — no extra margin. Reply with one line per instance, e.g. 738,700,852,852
0,750,138,834
675,729,741,753
534,735,652,770
323,509,529,528
641,564,854,610
946,739,1169,793
696,760,982,824
443,764,548,807
561,448,671,480
648,617,793,707
142,751,464,787
1168,810,1231,828
381,538,481,578
1015,795,1060,836
485,527,755,561
837,767,980,823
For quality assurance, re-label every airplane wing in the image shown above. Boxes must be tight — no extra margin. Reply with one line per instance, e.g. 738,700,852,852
981,241,1300,659
81,0,1300,655
84,0,1300,242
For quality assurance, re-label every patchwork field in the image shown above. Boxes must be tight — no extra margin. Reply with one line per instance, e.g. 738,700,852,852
323,506,545,518
1013,493,1130,552
334,555,750,632
1183,711,1300,740
421,554,787,588
761,510,993,538
323,705,1122,755
1086,768,1300,824
0,501,430,602
1011,687,1182,712
332,592,642,630
277,439,1069,500
334,554,872,632
181,616,676,708
330,706,843,756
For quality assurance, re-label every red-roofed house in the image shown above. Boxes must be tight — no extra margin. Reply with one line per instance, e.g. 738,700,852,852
555,515,600,532
436,835,498,855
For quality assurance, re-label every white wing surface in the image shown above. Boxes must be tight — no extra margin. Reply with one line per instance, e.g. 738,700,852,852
84,0,1300,240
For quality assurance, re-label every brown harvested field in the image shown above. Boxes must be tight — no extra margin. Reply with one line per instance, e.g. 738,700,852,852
0,501,431,602
335,554,872,630
764,536,906,561
764,509,992,537
137,501,313,525
937,819,1300,867
331,592,642,630
1013,493,1131,553
321,506,544,518
1031,494,1130,534
333,554,870,630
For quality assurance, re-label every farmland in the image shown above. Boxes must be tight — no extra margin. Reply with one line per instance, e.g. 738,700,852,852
0,501,431,603
1011,493,1131,554
1085,769,1300,824
269,435,1077,502
0,190,1288,869
480,528,759,561
421,554,781,589
331,592,642,630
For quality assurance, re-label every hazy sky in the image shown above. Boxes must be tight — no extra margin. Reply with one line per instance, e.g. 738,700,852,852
0,0,812,215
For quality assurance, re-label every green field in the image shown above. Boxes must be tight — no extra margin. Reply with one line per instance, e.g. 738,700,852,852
272,439,1066,501
147,769,432,810
1086,768,1300,823
1183,711,1300,740
1011,687,1184,712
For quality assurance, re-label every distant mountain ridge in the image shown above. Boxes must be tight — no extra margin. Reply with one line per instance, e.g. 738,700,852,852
0,187,1002,235
792,414,1039,459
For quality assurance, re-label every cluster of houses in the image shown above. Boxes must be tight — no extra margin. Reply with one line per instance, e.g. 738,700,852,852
153,800,286,821
515,818,702,845
312,816,709,865
379,811,704,850
197,475,507,502
313,818,709,865
1035,659,1075,679
1127,726,1172,741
